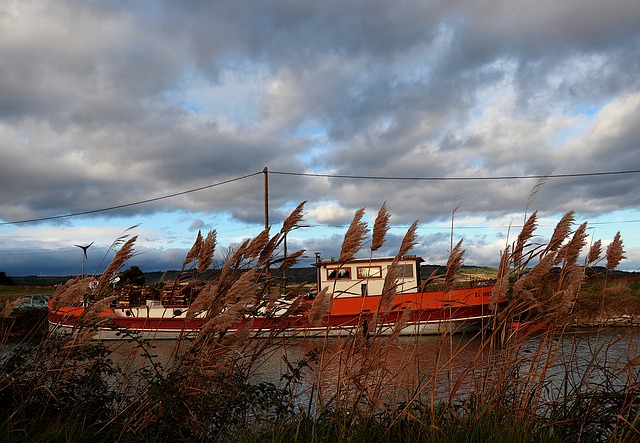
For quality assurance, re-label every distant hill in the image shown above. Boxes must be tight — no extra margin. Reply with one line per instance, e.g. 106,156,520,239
6,265,473,287
8,265,638,287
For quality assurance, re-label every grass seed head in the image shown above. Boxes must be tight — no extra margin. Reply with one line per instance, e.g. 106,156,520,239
547,211,575,253
380,260,399,312
606,231,625,270
197,230,217,273
280,201,306,235
559,222,588,268
398,221,419,259
309,287,331,326
445,239,465,291
513,211,537,268
586,239,602,266
371,201,390,252
182,230,203,270
100,236,137,289
339,208,369,264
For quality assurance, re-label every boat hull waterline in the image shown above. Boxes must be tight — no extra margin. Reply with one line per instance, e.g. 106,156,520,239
49,286,497,340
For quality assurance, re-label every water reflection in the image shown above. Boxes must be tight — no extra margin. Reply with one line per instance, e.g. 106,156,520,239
104,327,640,407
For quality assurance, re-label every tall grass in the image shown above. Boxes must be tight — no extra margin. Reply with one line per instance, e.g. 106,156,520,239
1,203,638,442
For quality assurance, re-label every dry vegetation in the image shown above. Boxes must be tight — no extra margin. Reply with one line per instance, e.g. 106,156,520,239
1,203,639,442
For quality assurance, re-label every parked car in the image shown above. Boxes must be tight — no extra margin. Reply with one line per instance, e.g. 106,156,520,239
12,294,51,311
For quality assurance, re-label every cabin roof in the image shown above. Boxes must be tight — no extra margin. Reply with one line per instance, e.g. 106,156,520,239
313,255,422,267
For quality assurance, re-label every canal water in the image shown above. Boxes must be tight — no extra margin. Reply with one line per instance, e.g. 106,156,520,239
104,327,640,406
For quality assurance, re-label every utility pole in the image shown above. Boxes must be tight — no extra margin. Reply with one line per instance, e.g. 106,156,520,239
263,166,269,229
263,167,271,291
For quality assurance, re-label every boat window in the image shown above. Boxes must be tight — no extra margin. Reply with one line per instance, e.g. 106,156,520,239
327,268,351,279
357,266,382,278
391,264,414,278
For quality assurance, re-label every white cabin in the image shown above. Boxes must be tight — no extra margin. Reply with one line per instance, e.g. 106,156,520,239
313,255,422,298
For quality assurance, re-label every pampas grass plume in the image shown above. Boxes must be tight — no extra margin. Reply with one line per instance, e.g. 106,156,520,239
197,230,217,273
280,201,306,234
398,221,419,259
587,239,602,265
245,228,269,260
187,282,218,319
371,202,390,252
513,211,537,268
445,239,465,291
606,231,625,270
547,211,574,253
309,287,330,326
380,260,398,313
560,222,588,268
339,208,369,264
52,277,92,309
100,236,137,288
182,230,203,270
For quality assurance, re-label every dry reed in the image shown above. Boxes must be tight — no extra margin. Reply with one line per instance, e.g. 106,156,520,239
587,239,602,265
546,210,574,254
339,207,369,264
309,287,330,326
186,282,219,319
280,201,306,235
51,276,92,309
197,230,217,273
397,221,418,259
559,222,588,268
379,260,398,314
182,230,203,269
245,228,269,260
99,236,137,289
513,210,537,268
371,201,390,252
606,231,625,270
444,239,464,292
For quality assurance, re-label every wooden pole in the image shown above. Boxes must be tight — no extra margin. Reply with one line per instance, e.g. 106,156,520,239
263,167,271,289
263,166,269,229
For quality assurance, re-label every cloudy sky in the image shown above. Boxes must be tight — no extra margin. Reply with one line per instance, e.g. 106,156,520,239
1,0,639,276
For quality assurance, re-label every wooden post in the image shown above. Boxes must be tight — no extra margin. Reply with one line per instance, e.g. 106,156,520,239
263,167,271,291
263,166,269,229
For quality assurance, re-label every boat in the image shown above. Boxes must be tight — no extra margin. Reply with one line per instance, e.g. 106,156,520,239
48,254,502,339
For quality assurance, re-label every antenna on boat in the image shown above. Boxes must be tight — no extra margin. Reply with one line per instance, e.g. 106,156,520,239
75,242,93,278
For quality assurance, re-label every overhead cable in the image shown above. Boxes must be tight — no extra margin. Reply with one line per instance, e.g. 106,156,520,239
2,168,639,226
0,172,262,226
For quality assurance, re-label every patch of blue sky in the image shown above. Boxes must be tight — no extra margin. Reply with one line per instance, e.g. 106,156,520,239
571,103,602,118
582,209,640,239
166,63,269,127
292,121,333,171
550,103,603,148
292,121,327,139
182,101,202,115
61,210,254,248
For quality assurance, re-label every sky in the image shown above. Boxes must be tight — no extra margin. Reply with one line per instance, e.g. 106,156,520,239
1,0,639,277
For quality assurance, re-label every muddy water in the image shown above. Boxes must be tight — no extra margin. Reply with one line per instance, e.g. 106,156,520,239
104,327,640,406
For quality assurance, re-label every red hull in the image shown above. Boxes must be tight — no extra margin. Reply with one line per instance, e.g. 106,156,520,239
49,285,500,339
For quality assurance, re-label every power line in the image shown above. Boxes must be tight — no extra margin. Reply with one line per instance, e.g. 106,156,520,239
2,168,639,226
270,169,640,181
0,172,262,226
